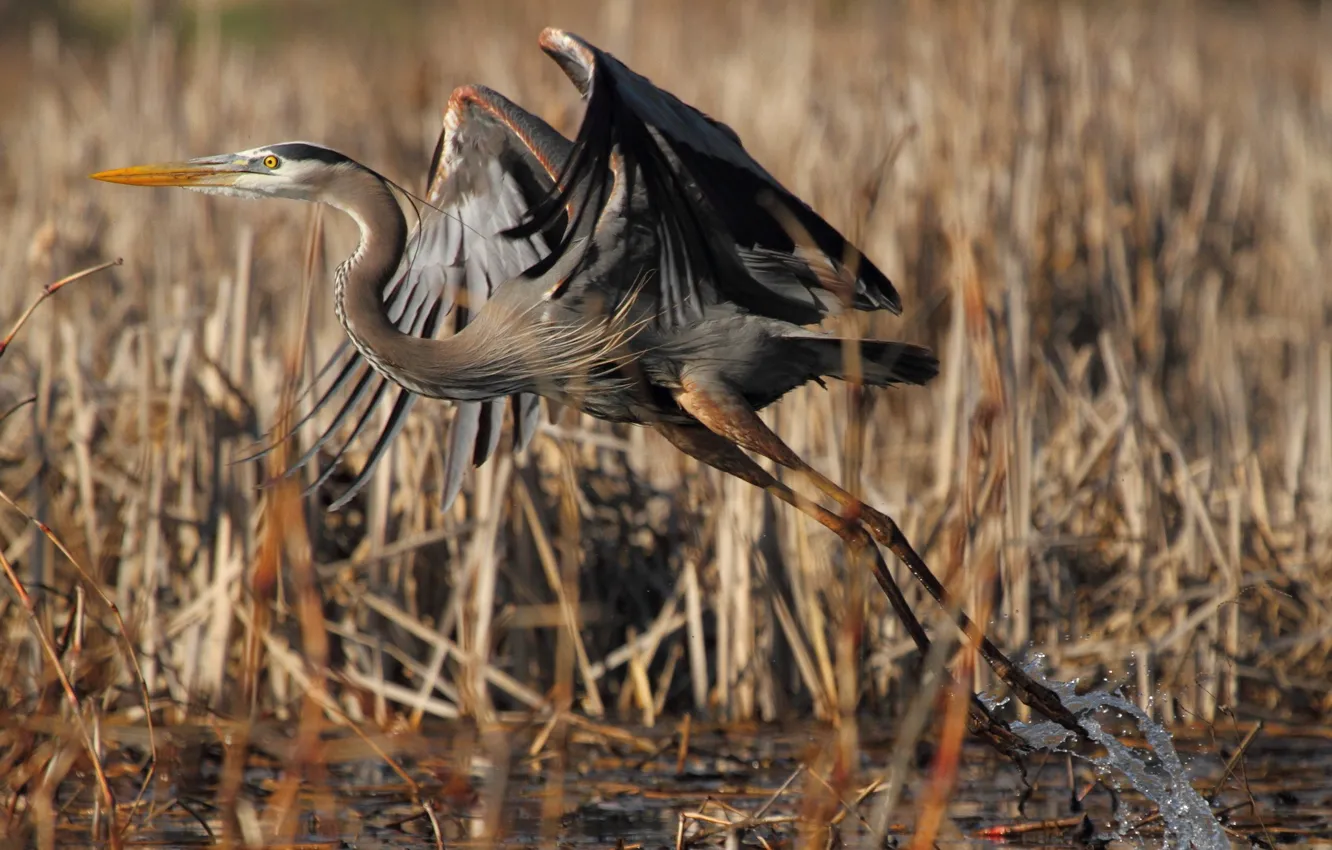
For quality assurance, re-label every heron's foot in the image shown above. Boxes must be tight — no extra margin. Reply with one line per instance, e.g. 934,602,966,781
993,665,1089,741
967,696,1034,763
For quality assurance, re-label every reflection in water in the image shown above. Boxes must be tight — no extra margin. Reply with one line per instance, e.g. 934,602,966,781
44,712,1332,848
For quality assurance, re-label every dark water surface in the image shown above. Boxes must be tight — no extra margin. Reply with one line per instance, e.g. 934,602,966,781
47,719,1332,848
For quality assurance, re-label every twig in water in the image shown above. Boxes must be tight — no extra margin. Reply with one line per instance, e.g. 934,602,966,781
676,713,692,776
1208,718,1263,803
975,815,1090,839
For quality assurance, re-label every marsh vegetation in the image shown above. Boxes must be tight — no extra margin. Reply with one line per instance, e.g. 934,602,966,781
0,0,1329,845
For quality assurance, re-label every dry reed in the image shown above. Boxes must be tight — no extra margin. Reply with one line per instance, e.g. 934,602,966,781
0,0,1329,845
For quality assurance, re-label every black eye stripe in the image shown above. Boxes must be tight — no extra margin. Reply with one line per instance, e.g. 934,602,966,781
267,143,349,166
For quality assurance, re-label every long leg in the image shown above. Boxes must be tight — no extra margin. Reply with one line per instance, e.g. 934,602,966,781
655,422,1032,760
674,376,1085,737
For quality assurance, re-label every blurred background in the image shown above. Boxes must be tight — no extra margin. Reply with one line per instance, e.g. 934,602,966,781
0,0,1329,750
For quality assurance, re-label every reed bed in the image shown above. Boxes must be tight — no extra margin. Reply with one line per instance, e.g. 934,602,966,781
1,0,1330,845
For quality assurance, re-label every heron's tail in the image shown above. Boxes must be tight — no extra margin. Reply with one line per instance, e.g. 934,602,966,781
805,338,939,387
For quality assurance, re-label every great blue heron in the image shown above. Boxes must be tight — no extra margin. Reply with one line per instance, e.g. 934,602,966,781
93,28,1081,748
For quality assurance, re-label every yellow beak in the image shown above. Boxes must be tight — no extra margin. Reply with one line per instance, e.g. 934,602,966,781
90,155,247,187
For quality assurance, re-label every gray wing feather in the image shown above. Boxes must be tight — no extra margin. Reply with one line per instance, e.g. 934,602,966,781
285,85,571,512
520,28,901,328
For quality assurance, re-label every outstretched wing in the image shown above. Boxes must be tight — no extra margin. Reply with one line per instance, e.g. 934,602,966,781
282,85,572,512
509,27,901,330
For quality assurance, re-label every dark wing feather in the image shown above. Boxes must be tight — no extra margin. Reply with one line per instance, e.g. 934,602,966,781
510,28,901,329
280,85,572,512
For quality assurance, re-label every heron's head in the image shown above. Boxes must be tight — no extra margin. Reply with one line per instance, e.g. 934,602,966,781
91,142,364,203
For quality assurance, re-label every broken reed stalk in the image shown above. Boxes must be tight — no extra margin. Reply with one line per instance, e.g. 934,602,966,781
261,202,330,846
0,548,120,849
512,475,604,715
0,395,36,427
0,488,159,835
0,259,122,359
0,259,150,844
233,601,447,849
910,218,1012,849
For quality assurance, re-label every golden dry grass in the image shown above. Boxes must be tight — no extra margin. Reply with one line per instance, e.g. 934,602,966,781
1,0,1330,844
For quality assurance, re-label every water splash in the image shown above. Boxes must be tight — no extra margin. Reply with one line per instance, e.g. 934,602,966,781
1008,656,1229,849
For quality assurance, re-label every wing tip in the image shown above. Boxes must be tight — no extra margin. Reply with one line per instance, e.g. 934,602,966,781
868,281,904,316
848,255,903,316
538,27,578,50
538,28,598,94
896,344,941,386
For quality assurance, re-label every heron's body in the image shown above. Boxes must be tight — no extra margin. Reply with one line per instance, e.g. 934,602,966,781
324,149,931,427
92,28,1086,755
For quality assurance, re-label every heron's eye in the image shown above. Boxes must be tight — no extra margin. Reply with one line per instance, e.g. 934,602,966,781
262,155,280,169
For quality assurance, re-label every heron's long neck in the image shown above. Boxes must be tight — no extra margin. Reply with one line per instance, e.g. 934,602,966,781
329,169,517,401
